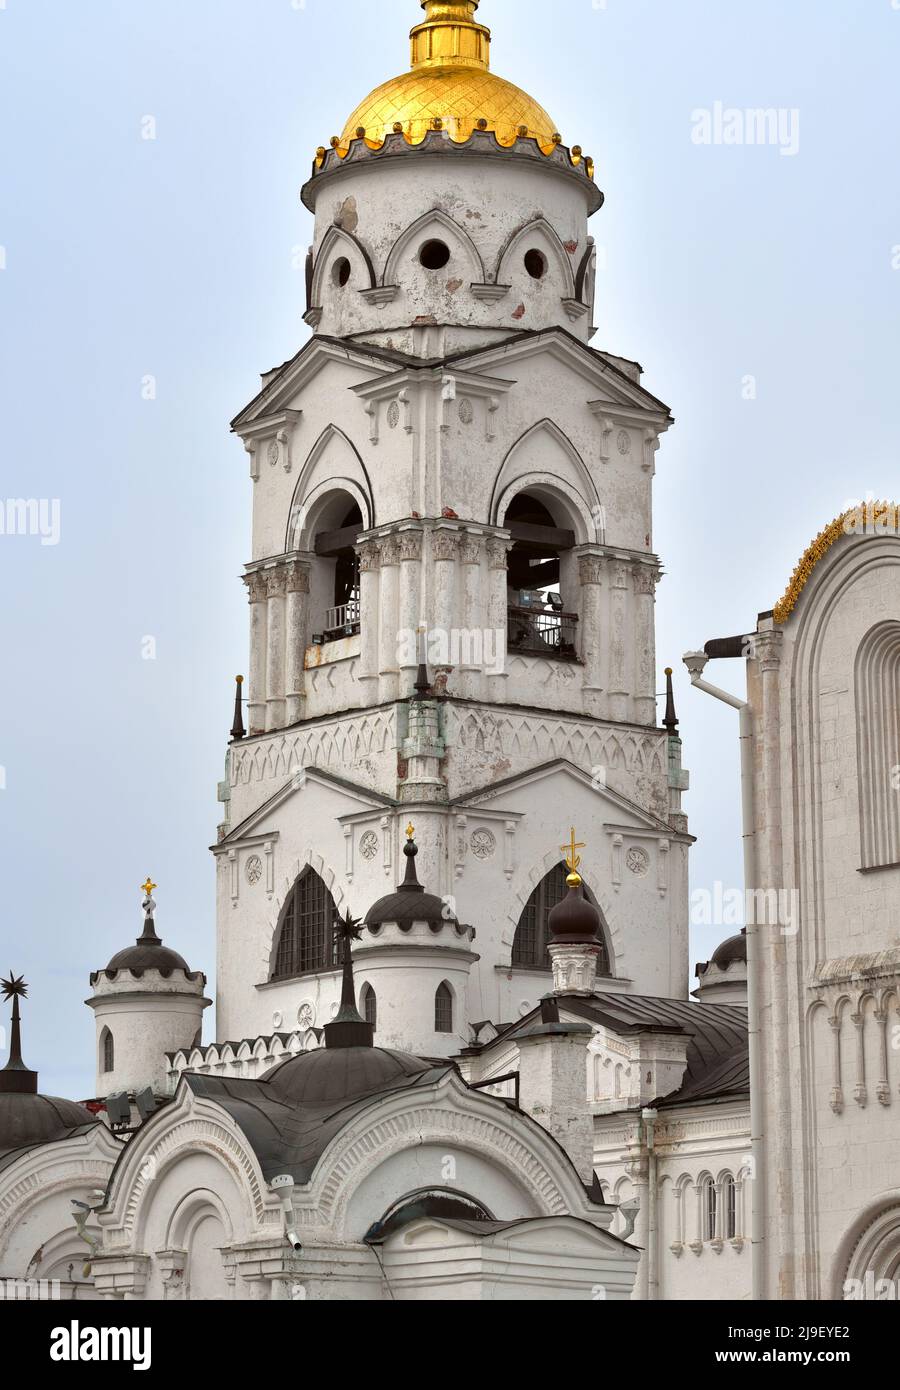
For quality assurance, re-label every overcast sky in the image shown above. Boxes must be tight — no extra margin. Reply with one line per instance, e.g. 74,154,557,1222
1,0,898,1098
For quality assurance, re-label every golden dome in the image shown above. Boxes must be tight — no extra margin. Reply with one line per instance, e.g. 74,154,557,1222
337,1,560,155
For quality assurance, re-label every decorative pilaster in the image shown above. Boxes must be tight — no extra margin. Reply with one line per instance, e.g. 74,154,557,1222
485,534,511,697
431,528,460,691
577,551,604,712
266,567,287,731
632,563,658,725
607,559,630,722
378,537,401,703
397,529,424,696
284,560,310,725
459,531,485,701
357,541,381,683
244,571,269,736
828,1013,844,1115
851,1010,867,1107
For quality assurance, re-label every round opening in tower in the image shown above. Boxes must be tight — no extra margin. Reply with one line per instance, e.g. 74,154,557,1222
524,249,548,280
333,257,351,288
419,239,451,271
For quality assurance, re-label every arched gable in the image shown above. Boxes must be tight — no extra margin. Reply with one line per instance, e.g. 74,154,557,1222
286,425,374,549
495,216,577,298
310,224,376,306
489,420,602,542
383,208,486,287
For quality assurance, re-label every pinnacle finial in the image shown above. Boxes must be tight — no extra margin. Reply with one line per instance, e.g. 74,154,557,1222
141,878,157,899
663,666,679,736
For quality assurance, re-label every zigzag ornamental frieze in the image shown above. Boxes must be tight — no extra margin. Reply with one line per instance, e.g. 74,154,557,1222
230,711,396,788
448,709,666,779
314,1105,571,1227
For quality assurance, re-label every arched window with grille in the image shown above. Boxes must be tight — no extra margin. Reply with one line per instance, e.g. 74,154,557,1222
361,982,377,1030
100,1027,114,1074
723,1174,737,1240
270,868,339,981
702,1176,718,1242
435,982,453,1034
511,863,612,973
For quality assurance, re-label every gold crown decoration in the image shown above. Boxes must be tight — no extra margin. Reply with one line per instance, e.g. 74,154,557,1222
561,828,585,887
773,502,900,624
313,0,595,183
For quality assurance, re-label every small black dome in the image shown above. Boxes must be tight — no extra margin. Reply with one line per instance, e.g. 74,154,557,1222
0,1092,96,1157
105,941,191,975
263,1045,431,1105
548,877,602,941
711,930,748,968
99,895,196,978
365,836,457,929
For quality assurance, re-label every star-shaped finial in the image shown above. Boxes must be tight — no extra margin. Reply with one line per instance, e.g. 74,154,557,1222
141,878,157,899
334,908,364,945
1,973,27,1002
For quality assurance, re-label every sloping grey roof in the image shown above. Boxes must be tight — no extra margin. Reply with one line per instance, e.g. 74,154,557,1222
184,1059,450,1184
491,990,749,1107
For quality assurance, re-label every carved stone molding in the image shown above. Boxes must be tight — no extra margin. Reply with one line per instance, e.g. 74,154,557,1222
266,568,287,599
244,572,268,605
579,555,604,586
285,561,311,594
486,537,512,569
432,531,461,562
398,531,423,562
632,565,657,596
380,537,401,567
460,534,483,566
357,542,382,573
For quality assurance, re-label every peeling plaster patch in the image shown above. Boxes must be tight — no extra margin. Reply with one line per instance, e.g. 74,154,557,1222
414,314,438,325
335,196,359,233
564,240,578,255
465,210,483,219
490,759,513,778
512,303,526,320
446,278,463,294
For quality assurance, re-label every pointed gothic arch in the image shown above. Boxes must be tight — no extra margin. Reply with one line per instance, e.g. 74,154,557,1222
510,863,612,974
309,224,377,306
495,216,577,298
269,867,340,981
285,425,374,551
489,419,602,541
100,1026,114,1075
383,208,486,287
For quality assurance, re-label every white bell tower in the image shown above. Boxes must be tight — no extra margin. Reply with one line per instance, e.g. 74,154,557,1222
213,0,691,1053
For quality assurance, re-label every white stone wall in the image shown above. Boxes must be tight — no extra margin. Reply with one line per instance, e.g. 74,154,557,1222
749,531,900,1298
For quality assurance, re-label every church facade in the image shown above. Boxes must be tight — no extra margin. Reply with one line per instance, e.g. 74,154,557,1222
0,2,897,1302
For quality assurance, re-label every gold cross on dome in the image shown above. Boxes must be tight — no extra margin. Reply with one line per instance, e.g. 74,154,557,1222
141,878,157,898
561,829,585,873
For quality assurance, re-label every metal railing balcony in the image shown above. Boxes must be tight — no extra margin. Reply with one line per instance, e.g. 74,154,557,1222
507,602,579,660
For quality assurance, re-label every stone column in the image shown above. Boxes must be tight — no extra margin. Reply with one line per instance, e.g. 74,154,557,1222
378,537,401,704
459,531,484,702
606,559,630,722
284,560,310,725
485,535,511,699
632,562,658,726
244,570,269,736
357,541,381,686
578,552,604,716
266,566,287,732
430,528,460,693
397,529,423,697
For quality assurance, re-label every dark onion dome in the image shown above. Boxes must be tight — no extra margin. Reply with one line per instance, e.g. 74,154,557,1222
548,871,602,942
710,930,748,970
0,974,96,1157
92,891,202,981
263,1045,431,1106
365,834,458,929
0,1092,97,1157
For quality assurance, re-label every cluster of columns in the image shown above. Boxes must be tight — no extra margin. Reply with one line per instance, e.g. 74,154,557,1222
577,552,659,723
244,557,311,735
241,533,661,737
